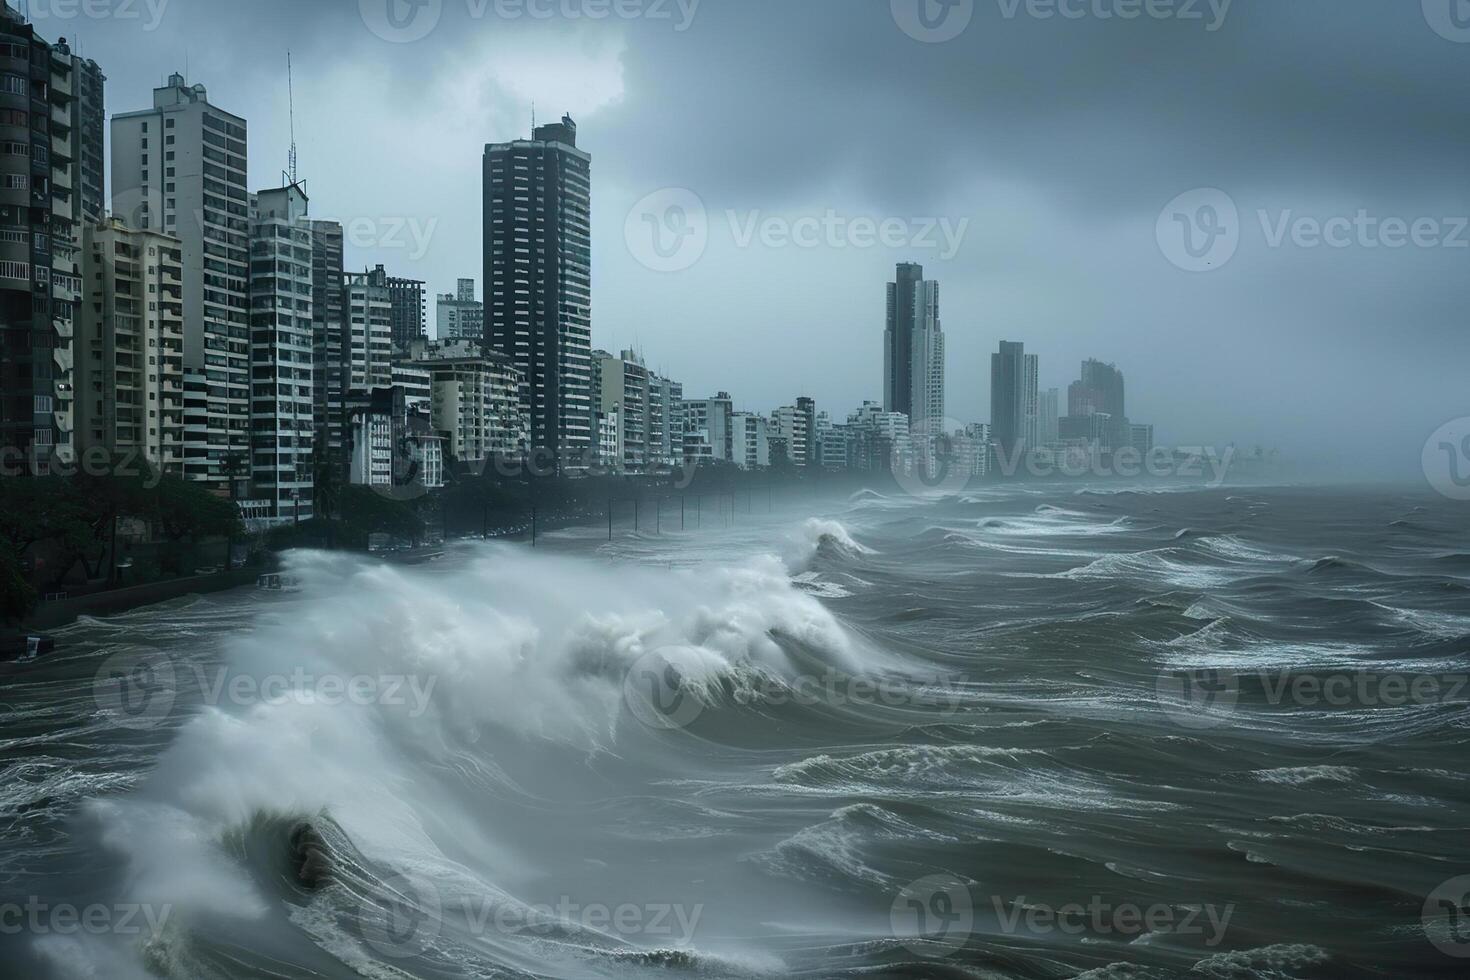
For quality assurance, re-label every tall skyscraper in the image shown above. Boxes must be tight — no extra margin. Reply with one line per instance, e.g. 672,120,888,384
991,340,1039,454
112,73,249,488
58,38,105,226
0,10,94,474
483,114,592,469
249,184,314,522
309,218,346,457
884,262,945,428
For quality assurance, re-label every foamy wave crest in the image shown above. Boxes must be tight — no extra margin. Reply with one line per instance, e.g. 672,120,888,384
59,544,882,976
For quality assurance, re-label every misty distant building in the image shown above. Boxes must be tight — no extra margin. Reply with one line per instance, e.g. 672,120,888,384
684,392,733,463
1130,423,1155,454
1040,388,1060,446
991,341,1039,454
1068,359,1125,418
884,262,945,428
772,402,813,469
731,411,770,470
483,114,592,469
437,277,483,341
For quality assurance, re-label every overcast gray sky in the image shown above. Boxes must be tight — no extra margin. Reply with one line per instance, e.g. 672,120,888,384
25,0,1470,474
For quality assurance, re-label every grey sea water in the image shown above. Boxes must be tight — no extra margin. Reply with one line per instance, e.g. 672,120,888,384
1,482,1467,978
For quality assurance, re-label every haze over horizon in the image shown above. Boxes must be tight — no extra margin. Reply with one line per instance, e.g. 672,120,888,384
23,0,1468,478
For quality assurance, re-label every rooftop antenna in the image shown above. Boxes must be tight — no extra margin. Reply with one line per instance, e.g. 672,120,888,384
286,51,298,185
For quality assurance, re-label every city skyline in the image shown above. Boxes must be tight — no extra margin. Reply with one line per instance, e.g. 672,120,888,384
1,0,1465,471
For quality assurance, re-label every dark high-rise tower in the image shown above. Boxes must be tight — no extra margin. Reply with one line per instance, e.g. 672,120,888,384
483,114,591,467
0,9,89,474
1067,359,1126,418
884,262,945,426
382,268,425,351
991,340,1039,454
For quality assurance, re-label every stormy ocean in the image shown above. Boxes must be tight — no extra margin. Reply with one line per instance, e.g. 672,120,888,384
2,482,1468,979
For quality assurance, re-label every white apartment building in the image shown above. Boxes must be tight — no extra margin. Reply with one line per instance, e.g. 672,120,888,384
730,411,769,470
112,73,249,489
345,266,393,393
408,337,527,466
593,348,649,472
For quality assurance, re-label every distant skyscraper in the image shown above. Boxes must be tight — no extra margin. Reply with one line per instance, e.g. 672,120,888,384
437,277,484,341
1068,359,1125,418
112,73,249,488
483,114,592,468
884,262,945,427
1040,388,1060,446
991,341,1039,454
380,266,426,350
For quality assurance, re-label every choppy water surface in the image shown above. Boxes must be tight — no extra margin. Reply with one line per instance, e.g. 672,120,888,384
2,482,1468,978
